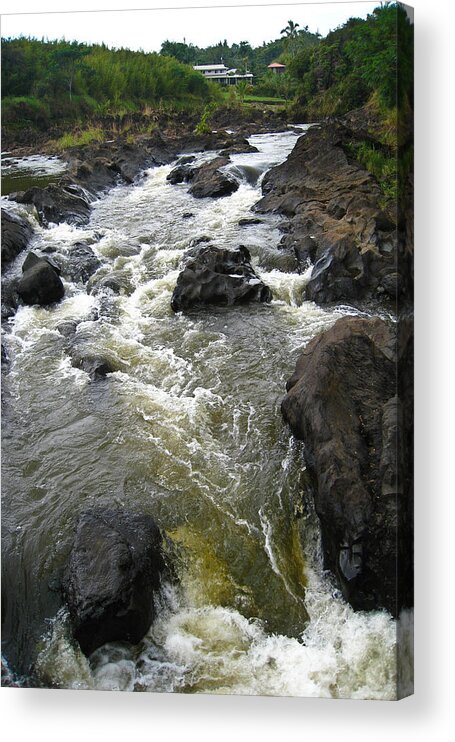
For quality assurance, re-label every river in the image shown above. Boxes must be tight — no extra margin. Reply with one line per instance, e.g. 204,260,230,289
1,128,408,697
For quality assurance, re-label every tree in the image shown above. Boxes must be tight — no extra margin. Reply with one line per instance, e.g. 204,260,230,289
235,79,253,103
281,20,300,38
51,42,90,101
160,40,198,65
280,20,302,56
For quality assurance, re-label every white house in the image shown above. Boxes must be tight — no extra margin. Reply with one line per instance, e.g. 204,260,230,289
193,64,253,85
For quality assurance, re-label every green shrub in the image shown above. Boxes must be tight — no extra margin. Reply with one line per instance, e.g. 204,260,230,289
2,96,50,129
347,140,397,205
52,126,105,150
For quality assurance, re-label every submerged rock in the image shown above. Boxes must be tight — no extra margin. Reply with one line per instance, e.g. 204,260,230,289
282,316,413,616
56,320,79,338
17,251,65,306
70,352,116,381
56,242,102,284
1,209,34,272
171,245,272,312
238,217,263,227
63,509,164,656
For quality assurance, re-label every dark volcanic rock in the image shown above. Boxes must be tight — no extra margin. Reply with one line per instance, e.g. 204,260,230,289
167,164,194,185
255,121,398,303
56,242,102,284
177,155,196,166
1,279,20,320
69,156,119,193
7,131,180,230
188,157,239,199
171,245,272,312
1,209,34,272
188,235,212,248
238,217,263,227
56,320,79,338
15,183,92,227
63,509,164,656
208,105,287,135
219,139,259,157
71,353,116,381
17,252,65,306
282,316,413,616
67,130,178,192
1,343,9,367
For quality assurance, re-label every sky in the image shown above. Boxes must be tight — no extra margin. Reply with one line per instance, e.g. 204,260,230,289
1,0,381,52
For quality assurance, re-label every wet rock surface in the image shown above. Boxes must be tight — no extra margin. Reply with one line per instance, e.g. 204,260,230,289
17,251,65,306
54,242,102,284
1,209,34,271
188,157,239,199
255,121,398,304
63,509,164,656
282,316,413,616
70,353,116,381
5,128,257,230
167,163,194,185
13,183,92,227
171,245,272,312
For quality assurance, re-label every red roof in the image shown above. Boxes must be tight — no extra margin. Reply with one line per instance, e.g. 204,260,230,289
268,63,286,68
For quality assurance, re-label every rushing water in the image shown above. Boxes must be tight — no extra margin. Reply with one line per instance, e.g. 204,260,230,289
1,129,406,698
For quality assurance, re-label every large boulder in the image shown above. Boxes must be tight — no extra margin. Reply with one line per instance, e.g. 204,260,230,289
14,183,92,227
63,509,165,656
188,157,239,199
171,245,272,312
281,316,413,616
17,251,65,306
1,209,34,272
68,156,120,193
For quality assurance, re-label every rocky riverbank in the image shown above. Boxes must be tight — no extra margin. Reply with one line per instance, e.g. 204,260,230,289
250,110,413,615
4,129,257,230
2,107,413,652
1,104,289,155
282,316,413,616
254,117,400,308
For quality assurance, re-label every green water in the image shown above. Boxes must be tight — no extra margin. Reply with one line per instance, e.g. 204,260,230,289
1,153,66,196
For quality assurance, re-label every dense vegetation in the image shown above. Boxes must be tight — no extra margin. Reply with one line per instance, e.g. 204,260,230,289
286,3,413,119
2,4,412,127
160,3,413,206
1,37,220,133
158,4,412,116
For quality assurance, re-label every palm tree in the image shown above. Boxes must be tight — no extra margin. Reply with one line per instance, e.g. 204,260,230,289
235,79,253,103
280,20,300,39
